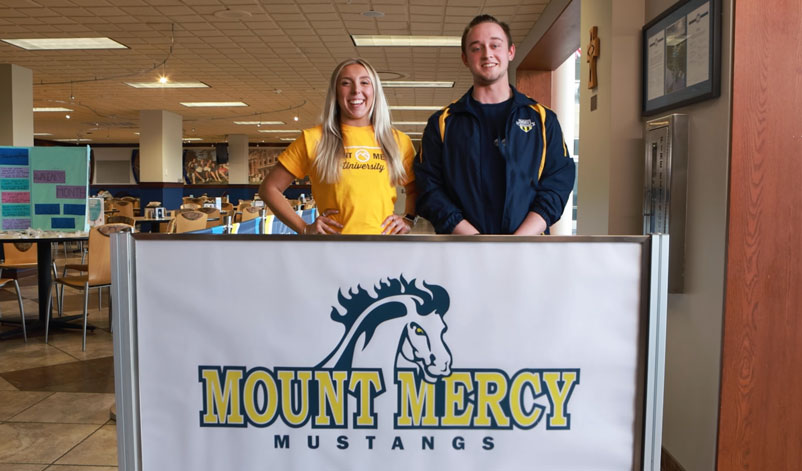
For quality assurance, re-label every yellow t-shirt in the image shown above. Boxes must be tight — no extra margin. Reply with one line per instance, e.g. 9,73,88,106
278,124,416,234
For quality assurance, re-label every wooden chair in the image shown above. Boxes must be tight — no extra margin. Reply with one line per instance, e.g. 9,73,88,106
46,223,134,351
111,200,135,219
1,242,60,314
234,201,252,222
180,202,201,210
220,202,234,213
106,215,135,226
121,196,140,215
240,206,261,222
170,210,208,233
197,207,221,228
0,278,26,342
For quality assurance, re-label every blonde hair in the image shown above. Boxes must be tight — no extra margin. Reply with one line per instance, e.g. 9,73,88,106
315,58,406,185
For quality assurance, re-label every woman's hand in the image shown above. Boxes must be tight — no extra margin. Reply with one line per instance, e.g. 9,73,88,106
381,214,413,235
304,209,343,234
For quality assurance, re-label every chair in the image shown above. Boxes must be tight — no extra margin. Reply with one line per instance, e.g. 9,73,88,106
240,206,261,222
111,200,135,219
170,210,208,233
235,201,252,222
220,202,234,213
0,278,27,342
46,223,133,351
197,207,221,228
121,196,140,215
0,242,60,314
180,202,201,210
106,215,135,226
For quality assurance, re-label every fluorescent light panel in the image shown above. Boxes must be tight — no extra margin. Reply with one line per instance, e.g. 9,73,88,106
3,37,127,50
183,137,203,141
393,121,428,126
180,102,247,107
126,81,209,89
280,137,297,141
33,107,73,112
390,105,443,111
234,121,286,125
352,35,460,47
382,81,454,88
404,132,423,135
54,138,91,142
33,133,53,136
258,129,301,133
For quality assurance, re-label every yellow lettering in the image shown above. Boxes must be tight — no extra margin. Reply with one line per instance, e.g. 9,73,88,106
395,371,437,427
314,371,348,426
509,371,544,428
201,368,244,425
474,371,510,427
242,369,278,425
278,370,312,426
349,371,383,427
442,371,474,426
543,371,579,428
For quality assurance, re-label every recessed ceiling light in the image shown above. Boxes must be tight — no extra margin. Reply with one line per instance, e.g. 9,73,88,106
183,137,203,141
280,137,297,141
180,102,248,107
351,35,460,47
33,107,73,112
213,8,252,20
392,121,428,126
381,81,454,88
362,10,384,18
258,129,301,133
33,133,53,136
54,138,92,142
404,132,423,135
126,81,209,89
389,105,443,111
2,37,127,50
233,121,285,125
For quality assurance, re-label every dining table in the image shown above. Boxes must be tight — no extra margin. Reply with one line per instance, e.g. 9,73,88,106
0,231,90,339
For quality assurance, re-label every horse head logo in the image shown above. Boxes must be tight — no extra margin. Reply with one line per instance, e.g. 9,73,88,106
316,276,452,383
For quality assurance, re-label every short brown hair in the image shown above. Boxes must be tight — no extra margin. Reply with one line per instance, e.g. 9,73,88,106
461,14,513,54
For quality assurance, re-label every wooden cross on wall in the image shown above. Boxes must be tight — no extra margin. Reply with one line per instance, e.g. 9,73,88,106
587,26,600,89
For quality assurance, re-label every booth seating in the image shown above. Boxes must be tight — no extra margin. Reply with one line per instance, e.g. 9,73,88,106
46,223,134,351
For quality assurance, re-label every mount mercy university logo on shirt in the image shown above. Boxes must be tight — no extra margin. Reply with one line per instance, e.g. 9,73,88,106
515,118,534,133
198,276,580,452
343,145,385,172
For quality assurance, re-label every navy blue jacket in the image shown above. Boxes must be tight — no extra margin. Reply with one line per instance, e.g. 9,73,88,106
414,86,576,234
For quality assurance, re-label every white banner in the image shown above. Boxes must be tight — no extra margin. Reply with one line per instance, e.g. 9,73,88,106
134,238,645,470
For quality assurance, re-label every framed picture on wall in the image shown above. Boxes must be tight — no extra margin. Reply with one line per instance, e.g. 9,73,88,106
642,0,721,116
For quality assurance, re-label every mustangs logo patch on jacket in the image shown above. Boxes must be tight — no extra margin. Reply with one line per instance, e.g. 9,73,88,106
516,118,534,133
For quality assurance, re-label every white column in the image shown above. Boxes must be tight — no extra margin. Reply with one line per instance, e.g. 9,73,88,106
139,110,183,182
0,64,34,147
550,54,576,235
226,134,249,184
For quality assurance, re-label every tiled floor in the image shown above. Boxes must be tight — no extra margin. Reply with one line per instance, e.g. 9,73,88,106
0,245,118,470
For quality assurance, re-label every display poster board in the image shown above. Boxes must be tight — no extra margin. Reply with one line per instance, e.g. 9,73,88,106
642,0,721,115
115,235,667,471
0,146,90,231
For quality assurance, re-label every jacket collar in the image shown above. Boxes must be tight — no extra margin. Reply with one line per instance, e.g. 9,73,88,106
449,85,537,115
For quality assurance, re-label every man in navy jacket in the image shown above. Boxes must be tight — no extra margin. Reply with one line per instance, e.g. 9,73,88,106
414,15,576,235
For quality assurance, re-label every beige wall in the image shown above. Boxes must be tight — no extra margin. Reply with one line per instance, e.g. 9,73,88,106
643,1,733,470
577,0,644,236
576,0,733,469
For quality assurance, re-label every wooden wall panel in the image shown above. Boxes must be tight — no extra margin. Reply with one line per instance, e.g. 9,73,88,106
718,1,802,470
515,69,552,107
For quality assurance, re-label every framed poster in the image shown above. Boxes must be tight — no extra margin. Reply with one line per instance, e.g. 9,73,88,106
642,0,721,116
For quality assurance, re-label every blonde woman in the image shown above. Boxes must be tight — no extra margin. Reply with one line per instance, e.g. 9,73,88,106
258,58,417,235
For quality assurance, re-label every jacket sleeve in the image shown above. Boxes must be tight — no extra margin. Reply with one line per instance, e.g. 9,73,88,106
530,110,576,226
414,112,465,234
